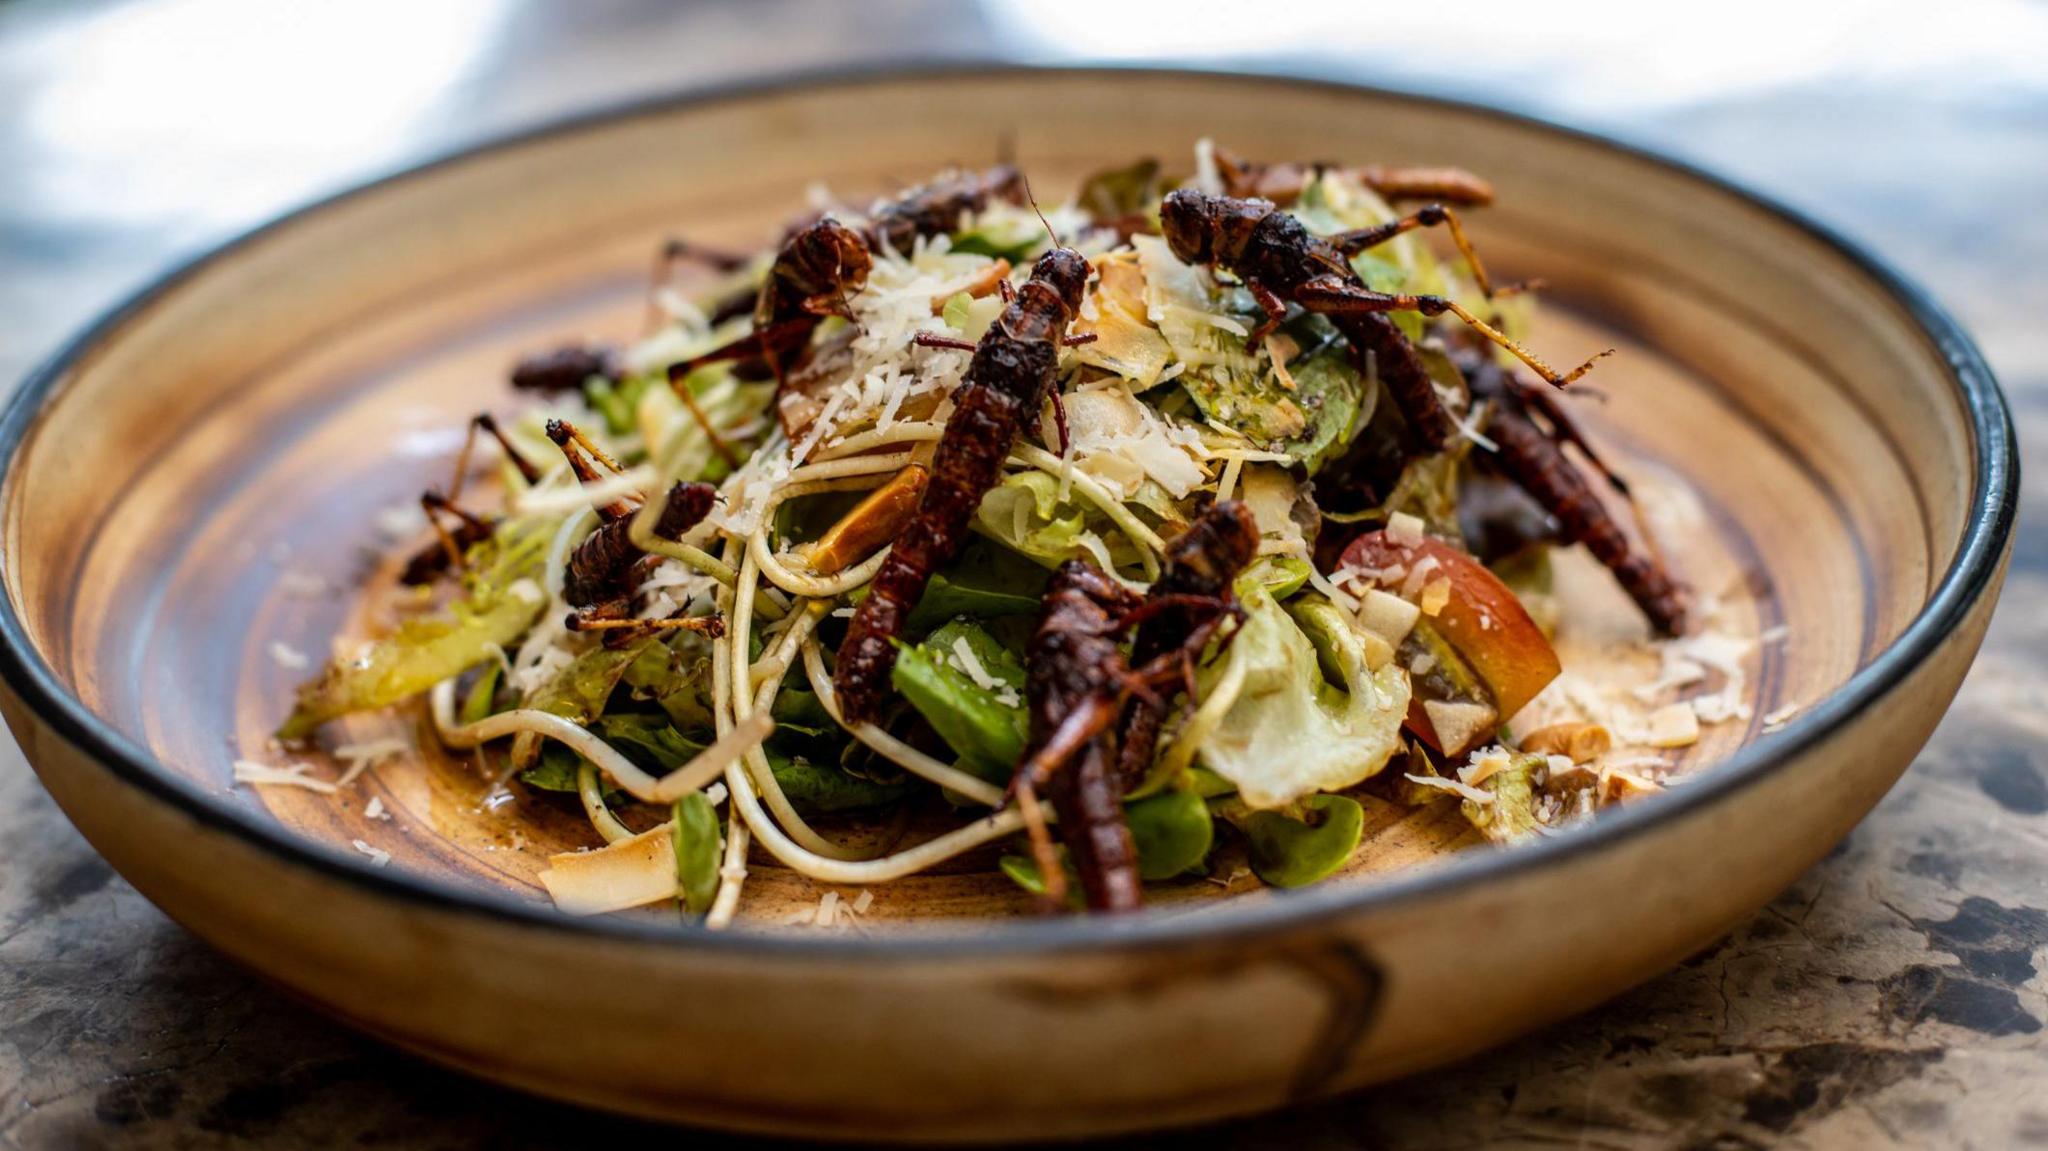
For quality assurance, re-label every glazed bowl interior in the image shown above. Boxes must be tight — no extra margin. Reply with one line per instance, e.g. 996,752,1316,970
0,69,2000,935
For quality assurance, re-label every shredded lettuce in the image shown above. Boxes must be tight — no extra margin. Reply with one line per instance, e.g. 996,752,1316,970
972,471,1095,568
278,521,552,740
1463,753,1544,843
1194,583,1410,809
1132,236,1363,472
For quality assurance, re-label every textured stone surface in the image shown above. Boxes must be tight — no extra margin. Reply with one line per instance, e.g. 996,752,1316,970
2,3,2044,1147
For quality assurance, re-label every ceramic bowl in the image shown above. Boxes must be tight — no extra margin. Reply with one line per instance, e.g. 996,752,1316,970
0,68,2015,1141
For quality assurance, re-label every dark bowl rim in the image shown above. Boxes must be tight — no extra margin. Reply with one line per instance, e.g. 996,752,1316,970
0,61,2018,961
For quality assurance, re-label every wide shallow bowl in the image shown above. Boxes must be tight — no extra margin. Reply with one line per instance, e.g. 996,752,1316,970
0,67,2016,1141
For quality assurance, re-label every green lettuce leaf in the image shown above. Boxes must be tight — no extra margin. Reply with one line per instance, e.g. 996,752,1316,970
1194,583,1410,809
972,470,1094,568
890,619,1028,768
278,521,553,740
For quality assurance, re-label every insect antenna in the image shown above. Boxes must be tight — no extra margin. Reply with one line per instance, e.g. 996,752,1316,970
1020,172,1065,250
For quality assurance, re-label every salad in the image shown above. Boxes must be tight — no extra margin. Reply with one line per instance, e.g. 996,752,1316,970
273,141,1706,923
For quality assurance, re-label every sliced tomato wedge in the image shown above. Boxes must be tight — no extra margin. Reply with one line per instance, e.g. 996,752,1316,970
1340,530,1562,750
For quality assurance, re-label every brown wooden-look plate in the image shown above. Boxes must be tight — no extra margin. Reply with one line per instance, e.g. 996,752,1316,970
0,68,2016,1141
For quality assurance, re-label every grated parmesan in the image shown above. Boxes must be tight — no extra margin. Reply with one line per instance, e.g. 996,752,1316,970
268,641,309,671
351,839,392,867
232,760,337,794
332,737,407,787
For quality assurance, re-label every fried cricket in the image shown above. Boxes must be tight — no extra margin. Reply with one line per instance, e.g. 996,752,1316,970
832,246,1091,724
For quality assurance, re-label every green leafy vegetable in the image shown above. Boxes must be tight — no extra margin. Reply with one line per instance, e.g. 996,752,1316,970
940,291,974,331
460,660,502,725
1246,556,1313,601
525,640,651,724
1463,753,1543,843
623,642,717,735
1277,341,1367,474
950,214,1046,261
1131,235,1363,471
519,745,587,793
672,793,721,915
583,376,637,436
766,753,910,814
1126,790,1215,880
1185,765,1238,799
591,713,702,773
1241,794,1365,887
1349,251,1424,342
889,620,1027,768
972,471,1094,568
769,688,834,739
999,854,1054,897
279,523,552,740
1193,582,1410,809
909,541,1048,628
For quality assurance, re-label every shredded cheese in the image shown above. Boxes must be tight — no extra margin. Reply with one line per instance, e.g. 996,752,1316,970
232,760,337,794
332,738,407,787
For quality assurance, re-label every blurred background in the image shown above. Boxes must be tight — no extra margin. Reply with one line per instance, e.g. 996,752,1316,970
2,0,2044,386
2,2,2045,1147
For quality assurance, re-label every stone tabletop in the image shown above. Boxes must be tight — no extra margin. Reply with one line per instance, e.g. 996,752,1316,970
2,3,2044,1147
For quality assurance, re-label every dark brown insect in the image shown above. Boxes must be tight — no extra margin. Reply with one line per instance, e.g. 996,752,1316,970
665,217,875,389
831,247,1092,725
668,165,1028,386
865,164,1025,255
1213,146,1496,208
545,419,725,644
510,343,621,394
1010,504,1254,913
1158,189,1609,450
1016,560,1149,912
1459,350,1688,635
1115,500,1261,788
400,413,543,586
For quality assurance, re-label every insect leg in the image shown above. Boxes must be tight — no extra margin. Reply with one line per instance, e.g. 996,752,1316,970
1293,275,1613,388
1327,204,1496,298
1244,278,1290,351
